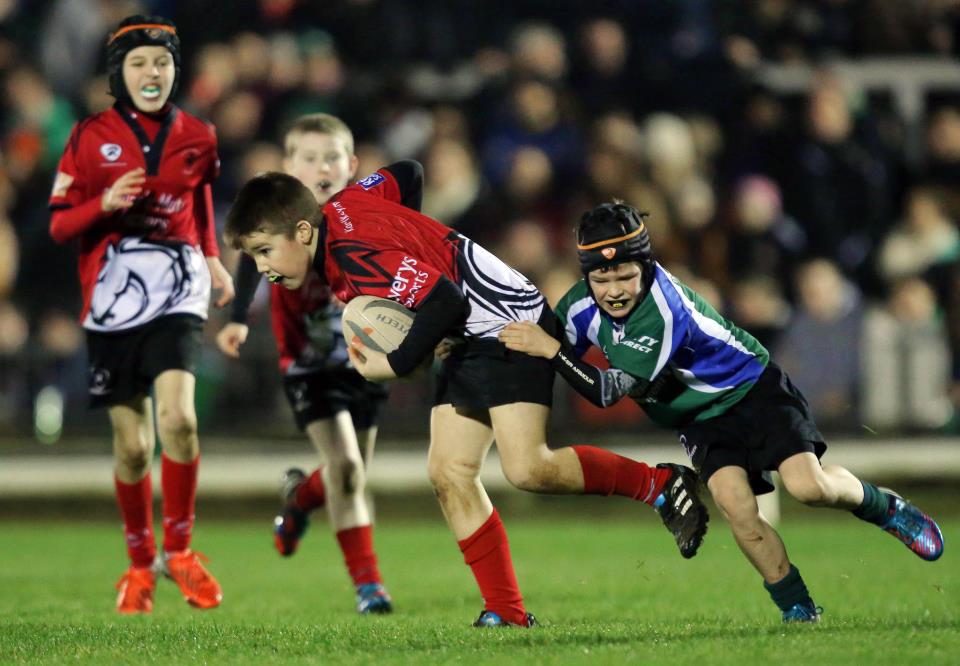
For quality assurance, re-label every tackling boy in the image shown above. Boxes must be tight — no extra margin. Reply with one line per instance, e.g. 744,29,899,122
499,201,945,623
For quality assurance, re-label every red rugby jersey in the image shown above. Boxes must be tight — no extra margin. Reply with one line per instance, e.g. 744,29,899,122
270,273,351,374
49,103,220,331
313,169,545,339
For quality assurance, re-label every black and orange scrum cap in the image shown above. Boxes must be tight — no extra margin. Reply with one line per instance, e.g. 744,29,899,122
576,202,653,274
105,15,181,100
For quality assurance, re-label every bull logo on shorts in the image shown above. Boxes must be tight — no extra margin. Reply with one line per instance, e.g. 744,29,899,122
86,237,210,331
89,367,112,396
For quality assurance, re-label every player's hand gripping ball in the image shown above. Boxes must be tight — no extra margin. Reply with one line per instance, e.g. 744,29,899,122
342,296,416,381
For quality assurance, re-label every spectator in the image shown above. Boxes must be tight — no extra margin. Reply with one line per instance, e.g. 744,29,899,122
421,137,503,245
877,185,960,283
775,259,862,426
726,175,808,298
920,106,960,217
728,275,791,350
783,75,892,280
861,278,954,430
481,78,584,194
571,17,633,119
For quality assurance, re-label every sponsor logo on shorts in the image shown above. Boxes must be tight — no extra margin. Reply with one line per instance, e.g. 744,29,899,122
290,381,311,412
89,367,112,396
679,434,697,460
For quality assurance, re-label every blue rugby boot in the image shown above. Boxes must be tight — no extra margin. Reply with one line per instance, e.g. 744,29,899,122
272,468,309,557
880,492,944,561
782,601,823,623
472,610,538,628
356,583,393,614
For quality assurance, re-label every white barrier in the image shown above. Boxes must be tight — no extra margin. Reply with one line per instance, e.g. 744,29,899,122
1,438,958,500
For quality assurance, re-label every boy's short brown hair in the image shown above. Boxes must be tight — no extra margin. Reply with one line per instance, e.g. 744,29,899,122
224,172,324,248
284,113,354,157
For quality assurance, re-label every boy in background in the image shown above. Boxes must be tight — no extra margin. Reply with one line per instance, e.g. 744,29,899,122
216,115,391,614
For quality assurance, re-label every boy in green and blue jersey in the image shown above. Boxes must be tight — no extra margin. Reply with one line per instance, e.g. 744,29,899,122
501,202,945,623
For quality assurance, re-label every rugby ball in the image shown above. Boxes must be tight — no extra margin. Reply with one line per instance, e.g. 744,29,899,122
341,296,415,354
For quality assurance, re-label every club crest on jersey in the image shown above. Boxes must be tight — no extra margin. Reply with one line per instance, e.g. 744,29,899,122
357,172,385,190
100,143,122,162
601,247,617,260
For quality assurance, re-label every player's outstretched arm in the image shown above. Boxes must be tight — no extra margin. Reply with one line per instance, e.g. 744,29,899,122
499,321,640,408
216,253,263,358
498,320,561,358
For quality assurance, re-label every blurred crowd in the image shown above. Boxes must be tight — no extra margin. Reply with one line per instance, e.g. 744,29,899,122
2,0,960,438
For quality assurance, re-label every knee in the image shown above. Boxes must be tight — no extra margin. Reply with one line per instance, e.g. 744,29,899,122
156,405,197,444
326,456,364,496
427,452,481,492
785,475,837,507
711,485,761,528
499,451,552,493
114,434,152,475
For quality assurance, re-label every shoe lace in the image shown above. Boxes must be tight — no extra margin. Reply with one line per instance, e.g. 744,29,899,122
887,505,922,541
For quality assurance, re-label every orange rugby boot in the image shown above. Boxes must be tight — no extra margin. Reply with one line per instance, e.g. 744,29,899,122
162,550,223,609
115,566,156,614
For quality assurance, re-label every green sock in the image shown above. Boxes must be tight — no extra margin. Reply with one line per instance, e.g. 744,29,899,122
763,564,813,612
852,481,890,526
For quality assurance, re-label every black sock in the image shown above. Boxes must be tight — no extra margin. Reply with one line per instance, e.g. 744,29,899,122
764,564,813,612
852,481,891,526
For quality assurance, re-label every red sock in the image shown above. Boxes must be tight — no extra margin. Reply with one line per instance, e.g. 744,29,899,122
457,509,527,626
114,474,156,568
336,525,382,586
161,454,198,553
293,467,326,511
572,445,671,505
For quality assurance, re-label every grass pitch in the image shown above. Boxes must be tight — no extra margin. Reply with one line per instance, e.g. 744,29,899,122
0,513,956,665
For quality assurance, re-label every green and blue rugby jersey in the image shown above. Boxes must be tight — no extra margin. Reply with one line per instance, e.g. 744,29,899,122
553,263,769,427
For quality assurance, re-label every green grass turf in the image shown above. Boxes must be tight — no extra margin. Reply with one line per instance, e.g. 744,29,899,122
0,515,956,665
